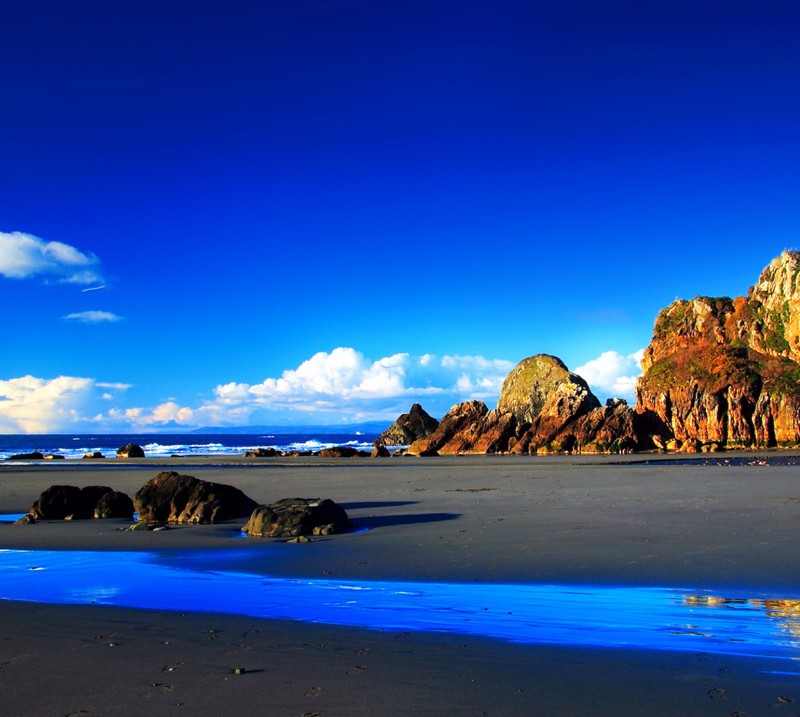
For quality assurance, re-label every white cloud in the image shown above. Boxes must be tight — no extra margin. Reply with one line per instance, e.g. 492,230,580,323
0,375,95,433
208,348,513,411
0,348,516,432
126,348,516,428
0,231,104,285
63,310,123,324
573,349,645,401
0,376,133,433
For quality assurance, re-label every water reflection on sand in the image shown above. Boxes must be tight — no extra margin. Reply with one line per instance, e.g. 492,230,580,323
0,548,798,662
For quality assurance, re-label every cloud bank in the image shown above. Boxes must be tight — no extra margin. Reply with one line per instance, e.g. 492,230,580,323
0,348,515,432
132,348,516,428
0,376,106,433
573,349,644,401
0,231,104,285
0,347,646,433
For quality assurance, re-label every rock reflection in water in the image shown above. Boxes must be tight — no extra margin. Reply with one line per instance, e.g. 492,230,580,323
685,594,800,644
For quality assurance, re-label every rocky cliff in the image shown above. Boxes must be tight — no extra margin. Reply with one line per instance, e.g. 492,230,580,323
635,251,800,450
401,252,800,455
408,354,641,455
377,403,439,446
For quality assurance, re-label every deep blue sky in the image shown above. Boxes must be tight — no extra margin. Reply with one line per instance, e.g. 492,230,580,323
1,0,799,431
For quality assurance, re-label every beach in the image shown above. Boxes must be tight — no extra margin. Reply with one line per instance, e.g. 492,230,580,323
1,454,799,716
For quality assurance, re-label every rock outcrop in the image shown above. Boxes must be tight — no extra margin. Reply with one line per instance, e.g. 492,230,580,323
7,452,44,461
117,443,145,459
371,443,391,457
242,498,353,538
408,400,491,455
378,403,439,446
389,252,800,454
317,446,364,458
29,485,134,520
497,355,599,423
244,447,278,457
407,355,638,455
134,471,258,524
635,251,800,450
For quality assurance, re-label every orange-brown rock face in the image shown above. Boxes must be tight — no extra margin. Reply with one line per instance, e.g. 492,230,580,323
635,251,800,449
408,400,491,455
377,403,439,446
407,354,638,455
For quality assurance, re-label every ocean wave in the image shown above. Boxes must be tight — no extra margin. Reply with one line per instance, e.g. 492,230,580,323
0,433,378,460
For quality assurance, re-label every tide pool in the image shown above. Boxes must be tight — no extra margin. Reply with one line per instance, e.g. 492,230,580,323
0,548,798,662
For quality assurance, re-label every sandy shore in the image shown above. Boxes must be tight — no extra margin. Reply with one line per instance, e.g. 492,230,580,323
1,454,799,716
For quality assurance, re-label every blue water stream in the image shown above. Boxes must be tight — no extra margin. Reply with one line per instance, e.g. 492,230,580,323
0,547,798,663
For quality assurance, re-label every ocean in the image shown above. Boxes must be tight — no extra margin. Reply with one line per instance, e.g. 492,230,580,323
0,433,381,461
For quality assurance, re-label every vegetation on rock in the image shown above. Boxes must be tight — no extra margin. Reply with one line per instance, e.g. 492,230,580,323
635,250,800,450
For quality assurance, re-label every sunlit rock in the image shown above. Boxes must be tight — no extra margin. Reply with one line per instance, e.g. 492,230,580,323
378,403,439,446
116,443,145,459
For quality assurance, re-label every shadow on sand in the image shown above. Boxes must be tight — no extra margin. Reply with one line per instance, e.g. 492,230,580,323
352,512,460,529
340,500,419,510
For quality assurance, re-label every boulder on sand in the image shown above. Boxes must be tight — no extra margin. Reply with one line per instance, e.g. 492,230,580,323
244,447,279,457
117,443,145,459
94,490,135,519
29,485,134,520
134,471,258,524
242,498,353,538
317,446,362,458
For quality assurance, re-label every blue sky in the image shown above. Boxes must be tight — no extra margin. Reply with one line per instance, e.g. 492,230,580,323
1,0,799,433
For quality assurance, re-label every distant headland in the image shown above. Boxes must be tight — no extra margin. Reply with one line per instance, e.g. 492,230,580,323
378,251,800,455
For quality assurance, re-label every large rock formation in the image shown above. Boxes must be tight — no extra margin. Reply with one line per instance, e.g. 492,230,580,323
408,400,490,455
497,355,599,422
407,355,639,455
29,485,134,520
377,403,439,446
242,498,353,538
635,251,800,450
134,471,258,524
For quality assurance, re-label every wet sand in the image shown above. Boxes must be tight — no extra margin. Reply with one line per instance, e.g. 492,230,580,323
1,454,799,716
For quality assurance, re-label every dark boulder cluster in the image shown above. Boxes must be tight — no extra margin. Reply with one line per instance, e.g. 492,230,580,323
19,472,355,540
244,447,279,457
7,452,45,461
28,484,134,521
244,445,376,458
318,446,366,458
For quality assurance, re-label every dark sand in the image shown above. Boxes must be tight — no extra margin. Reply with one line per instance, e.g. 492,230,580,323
1,454,799,716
